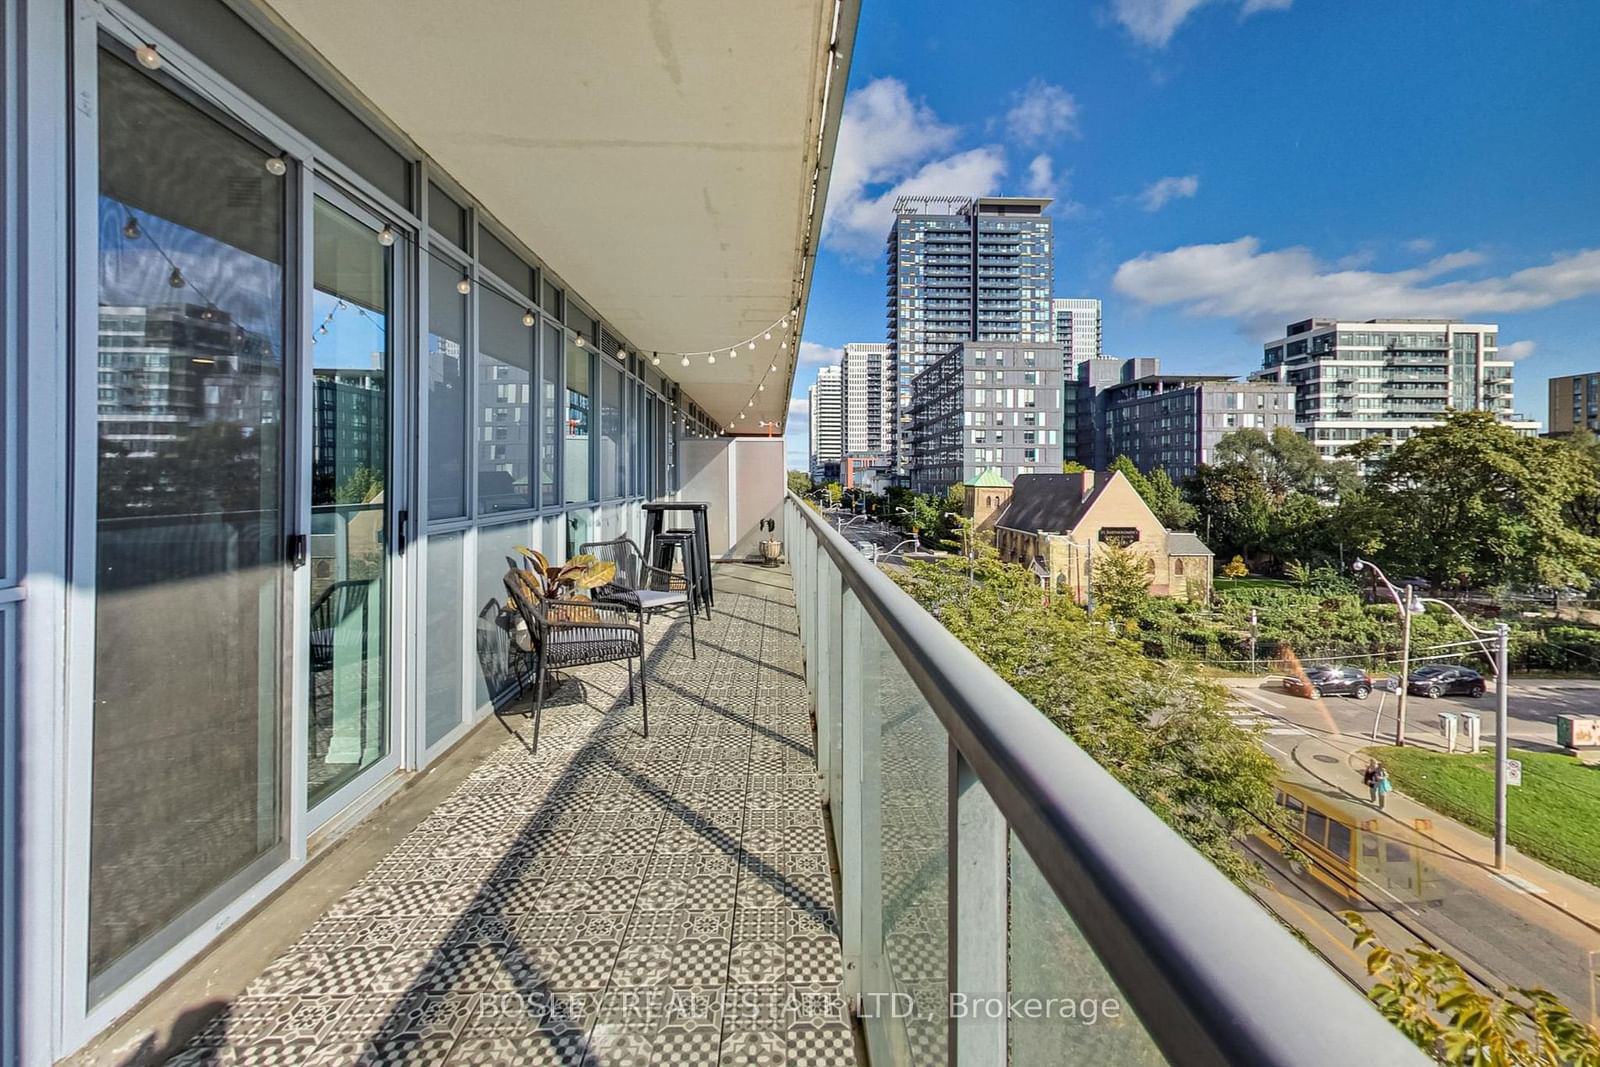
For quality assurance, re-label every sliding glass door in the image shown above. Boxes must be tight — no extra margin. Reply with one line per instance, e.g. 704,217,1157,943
307,192,393,809
88,47,290,999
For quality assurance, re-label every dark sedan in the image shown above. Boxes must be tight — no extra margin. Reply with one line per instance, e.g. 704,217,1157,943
1407,665,1486,698
1285,665,1373,700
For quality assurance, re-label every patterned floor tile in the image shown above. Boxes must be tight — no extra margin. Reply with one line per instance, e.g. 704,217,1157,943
169,568,855,1067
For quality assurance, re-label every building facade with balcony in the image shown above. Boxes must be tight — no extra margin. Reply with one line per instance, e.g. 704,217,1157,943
808,363,843,480
1547,371,1600,436
905,341,1065,494
839,340,892,455
886,196,1054,478
1250,317,1538,461
1098,372,1298,481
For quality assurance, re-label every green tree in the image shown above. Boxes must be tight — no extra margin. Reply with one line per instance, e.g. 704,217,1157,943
821,481,844,507
786,469,812,496
1092,543,1152,626
1108,454,1153,499
1187,462,1274,560
1368,411,1600,589
1144,468,1198,530
1343,913,1600,1064
894,543,1286,886
1061,459,1087,473
335,466,384,504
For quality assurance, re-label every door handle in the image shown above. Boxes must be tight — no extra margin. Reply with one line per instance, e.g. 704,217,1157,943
287,533,307,569
397,509,409,555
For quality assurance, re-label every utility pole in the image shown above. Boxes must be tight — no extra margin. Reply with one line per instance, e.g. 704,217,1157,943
1493,622,1510,870
1396,583,1414,746
1249,607,1258,674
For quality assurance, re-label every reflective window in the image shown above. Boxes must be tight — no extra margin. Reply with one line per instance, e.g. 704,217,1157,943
423,531,464,747
477,288,533,514
600,360,624,499
564,337,593,503
540,322,560,505
426,252,467,520
308,195,391,808
90,49,288,990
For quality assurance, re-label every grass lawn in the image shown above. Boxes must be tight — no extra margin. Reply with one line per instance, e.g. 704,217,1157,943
1369,745,1600,886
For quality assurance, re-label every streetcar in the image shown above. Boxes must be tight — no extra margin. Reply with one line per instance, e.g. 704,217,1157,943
1259,780,1441,908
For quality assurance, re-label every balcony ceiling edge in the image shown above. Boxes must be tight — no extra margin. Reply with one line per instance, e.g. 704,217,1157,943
253,0,859,430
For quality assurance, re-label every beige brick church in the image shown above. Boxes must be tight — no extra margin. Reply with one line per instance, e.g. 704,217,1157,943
961,468,1214,603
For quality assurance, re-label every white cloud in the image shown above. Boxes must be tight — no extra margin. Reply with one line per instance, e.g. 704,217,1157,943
784,396,810,468
823,78,1008,258
1405,237,1437,255
1137,174,1199,212
797,341,843,367
1024,154,1057,197
1501,340,1537,361
1112,236,1600,335
788,396,810,417
1112,0,1291,48
1005,81,1080,144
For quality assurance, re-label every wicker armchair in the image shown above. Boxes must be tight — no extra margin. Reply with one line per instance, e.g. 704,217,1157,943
580,536,697,659
502,569,646,753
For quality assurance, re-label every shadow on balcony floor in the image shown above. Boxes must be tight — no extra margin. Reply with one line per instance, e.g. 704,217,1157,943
170,563,856,1066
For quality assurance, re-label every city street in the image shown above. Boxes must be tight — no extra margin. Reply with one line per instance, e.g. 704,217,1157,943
1226,678,1600,1013
1226,676,1600,752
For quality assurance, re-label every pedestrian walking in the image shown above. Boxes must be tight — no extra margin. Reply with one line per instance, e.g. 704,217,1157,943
1374,764,1392,811
1362,760,1380,805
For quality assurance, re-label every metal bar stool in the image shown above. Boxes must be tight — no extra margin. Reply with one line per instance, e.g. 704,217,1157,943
642,501,713,618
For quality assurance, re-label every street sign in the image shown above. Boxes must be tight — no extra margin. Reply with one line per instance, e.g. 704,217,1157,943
1505,758,1522,787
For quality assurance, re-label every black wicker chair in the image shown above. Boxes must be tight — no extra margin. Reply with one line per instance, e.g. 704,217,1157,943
502,569,646,754
579,536,697,659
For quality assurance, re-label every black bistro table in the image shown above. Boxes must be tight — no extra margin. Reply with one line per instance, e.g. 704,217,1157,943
642,501,713,617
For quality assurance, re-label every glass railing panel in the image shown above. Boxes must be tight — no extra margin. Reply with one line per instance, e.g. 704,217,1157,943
867,622,950,1064
1008,830,1165,1065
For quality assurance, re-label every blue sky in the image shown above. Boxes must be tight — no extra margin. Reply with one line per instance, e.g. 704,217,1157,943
786,0,1600,467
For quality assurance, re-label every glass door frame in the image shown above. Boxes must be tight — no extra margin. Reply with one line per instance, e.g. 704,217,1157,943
302,175,414,833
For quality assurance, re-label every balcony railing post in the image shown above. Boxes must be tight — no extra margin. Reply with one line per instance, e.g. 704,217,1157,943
949,745,1007,1066
814,551,838,810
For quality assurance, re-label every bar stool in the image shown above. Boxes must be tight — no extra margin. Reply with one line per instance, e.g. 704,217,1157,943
654,530,710,619
642,501,714,617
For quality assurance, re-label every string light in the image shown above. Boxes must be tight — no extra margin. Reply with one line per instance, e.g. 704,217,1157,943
378,225,396,247
456,278,472,295
264,155,287,176
122,217,141,240
728,349,737,360
522,311,536,327
168,266,185,289
681,355,690,367
651,353,661,366
707,353,716,364
764,331,772,340
136,44,162,70
747,341,755,350
575,336,585,348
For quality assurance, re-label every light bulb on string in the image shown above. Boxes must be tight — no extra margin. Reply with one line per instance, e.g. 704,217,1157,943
651,353,661,366
769,364,777,373
377,225,396,247
707,353,717,365
681,355,690,367
575,336,585,348
747,341,755,350
122,217,141,240
167,266,185,289
781,341,788,350
758,384,765,391
264,155,287,177
764,331,772,340
318,324,328,336
728,350,737,360
456,278,472,295
522,311,536,327
135,44,162,70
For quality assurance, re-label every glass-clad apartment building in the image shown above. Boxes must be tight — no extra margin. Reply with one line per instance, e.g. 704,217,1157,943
0,0,838,1058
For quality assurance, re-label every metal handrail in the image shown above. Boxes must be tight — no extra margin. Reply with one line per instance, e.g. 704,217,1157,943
784,491,1424,1067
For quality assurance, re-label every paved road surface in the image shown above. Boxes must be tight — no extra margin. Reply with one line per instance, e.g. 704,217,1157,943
1227,677,1600,753
1226,680,1600,1011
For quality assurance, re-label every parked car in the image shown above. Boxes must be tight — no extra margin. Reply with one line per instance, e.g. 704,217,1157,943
1406,665,1486,698
1285,665,1373,700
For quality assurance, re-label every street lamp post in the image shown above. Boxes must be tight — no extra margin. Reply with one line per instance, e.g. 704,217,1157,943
1353,558,1416,745
1413,596,1512,871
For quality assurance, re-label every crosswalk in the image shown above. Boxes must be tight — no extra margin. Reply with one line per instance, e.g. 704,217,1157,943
1229,706,1304,736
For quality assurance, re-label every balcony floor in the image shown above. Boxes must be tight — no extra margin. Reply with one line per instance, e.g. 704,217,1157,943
172,563,856,1066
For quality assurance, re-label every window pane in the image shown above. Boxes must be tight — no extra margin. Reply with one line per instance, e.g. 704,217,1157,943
426,253,467,520
423,531,464,747
540,322,560,505
477,288,533,514
564,338,592,504
478,226,532,298
90,49,287,988
600,361,624,499
308,196,391,808
428,181,466,249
